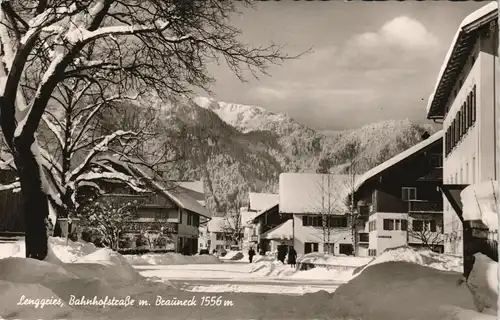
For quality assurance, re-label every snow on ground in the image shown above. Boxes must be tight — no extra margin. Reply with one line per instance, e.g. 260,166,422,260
331,261,496,320
0,237,97,262
0,238,495,319
125,252,221,265
186,283,337,295
219,251,246,261
352,246,463,278
298,252,373,267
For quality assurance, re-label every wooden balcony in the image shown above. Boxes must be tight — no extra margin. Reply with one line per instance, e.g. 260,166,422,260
408,200,443,213
123,221,178,234
251,235,258,242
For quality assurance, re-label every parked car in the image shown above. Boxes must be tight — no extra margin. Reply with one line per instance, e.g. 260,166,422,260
199,249,209,255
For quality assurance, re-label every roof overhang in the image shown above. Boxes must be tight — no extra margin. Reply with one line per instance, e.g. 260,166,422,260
252,203,278,223
426,9,498,119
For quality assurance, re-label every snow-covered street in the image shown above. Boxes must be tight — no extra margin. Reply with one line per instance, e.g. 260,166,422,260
134,262,344,295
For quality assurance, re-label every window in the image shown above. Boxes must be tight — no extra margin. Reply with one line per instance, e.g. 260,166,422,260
458,110,462,139
368,249,377,257
413,220,423,232
329,216,347,228
402,187,417,201
429,220,437,232
155,210,168,221
369,220,377,232
466,163,469,183
179,210,183,224
187,212,192,225
472,157,476,183
302,216,322,227
471,85,476,123
462,103,467,134
430,155,443,167
401,219,408,231
216,233,224,241
304,242,319,254
339,244,353,255
359,233,369,243
383,219,394,231
395,219,401,230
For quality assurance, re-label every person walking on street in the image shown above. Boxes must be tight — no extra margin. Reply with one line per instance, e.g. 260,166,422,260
287,246,297,268
277,242,287,263
248,247,256,263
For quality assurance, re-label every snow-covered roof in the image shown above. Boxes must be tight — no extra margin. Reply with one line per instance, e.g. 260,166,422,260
248,192,279,211
279,173,352,214
128,166,211,218
176,180,204,194
426,2,498,118
251,202,279,223
262,219,293,240
354,130,443,192
240,209,259,227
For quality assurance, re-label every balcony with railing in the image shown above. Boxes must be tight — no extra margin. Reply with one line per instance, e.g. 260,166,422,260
251,235,259,242
408,200,443,213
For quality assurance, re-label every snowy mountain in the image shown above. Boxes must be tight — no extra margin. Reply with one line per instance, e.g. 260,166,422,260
101,97,436,214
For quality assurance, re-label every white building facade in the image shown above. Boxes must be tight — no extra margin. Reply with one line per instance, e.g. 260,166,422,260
425,3,498,255
279,173,354,256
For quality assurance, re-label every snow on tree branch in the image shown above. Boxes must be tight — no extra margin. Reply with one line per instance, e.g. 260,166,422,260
0,180,20,191
68,129,136,182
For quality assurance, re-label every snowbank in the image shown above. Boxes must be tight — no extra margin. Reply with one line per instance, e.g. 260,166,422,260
219,251,246,261
331,261,489,320
461,180,499,231
0,237,97,262
298,252,373,267
289,267,354,282
352,246,463,278
466,253,498,314
125,252,221,265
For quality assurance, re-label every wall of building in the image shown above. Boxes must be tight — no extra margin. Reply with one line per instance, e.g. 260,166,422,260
442,30,498,254
370,212,409,255
292,214,352,256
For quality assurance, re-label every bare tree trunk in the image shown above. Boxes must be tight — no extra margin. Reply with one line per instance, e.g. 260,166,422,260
14,138,49,260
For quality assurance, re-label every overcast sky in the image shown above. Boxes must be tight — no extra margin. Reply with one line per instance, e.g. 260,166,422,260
200,1,489,131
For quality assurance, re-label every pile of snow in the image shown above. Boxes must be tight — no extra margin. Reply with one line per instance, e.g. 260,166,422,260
298,252,373,267
249,260,294,277
0,237,160,319
289,267,355,281
353,246,463,278
0,237,98,262
125,252,221,265
332,260,491,319
466,253,498,314
461,180,499,231
219,251,246,261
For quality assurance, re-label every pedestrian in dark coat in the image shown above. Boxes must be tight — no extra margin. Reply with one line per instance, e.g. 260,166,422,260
248,247,256,263
277,243,287,263
287,247,297,268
